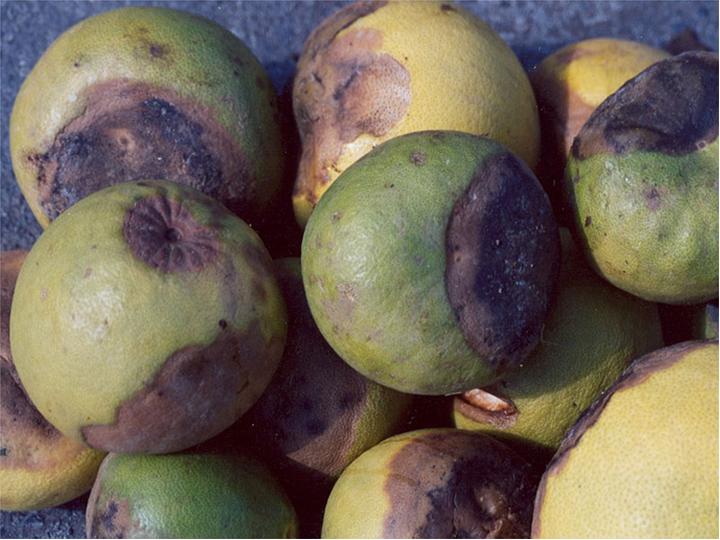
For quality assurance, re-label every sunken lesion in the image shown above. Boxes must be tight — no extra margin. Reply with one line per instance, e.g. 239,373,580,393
123,195,219,273
383,431,536,538
573,51,719,160
87,495,133,539
445,152,559,373
26,79,250,223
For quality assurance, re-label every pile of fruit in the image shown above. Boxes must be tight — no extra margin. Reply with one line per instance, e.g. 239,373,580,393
2,2,717,538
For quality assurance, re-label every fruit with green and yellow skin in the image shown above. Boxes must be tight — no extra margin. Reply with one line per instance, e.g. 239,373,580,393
531,38,670,218
10,6,283,229
565,51,718,304
86,452,297,538
1,251,105,511
532,340,718,538
453,230,663,451
302,131,559,395
292,0,540,226
10,180,286,454
322,428,538,538
228,258,413,536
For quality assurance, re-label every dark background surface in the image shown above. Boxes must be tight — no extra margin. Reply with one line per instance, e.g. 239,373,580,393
0,1,717,538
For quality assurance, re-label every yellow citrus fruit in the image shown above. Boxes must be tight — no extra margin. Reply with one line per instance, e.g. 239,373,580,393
533,341,718,538
293,0,540,226
1,251,104,511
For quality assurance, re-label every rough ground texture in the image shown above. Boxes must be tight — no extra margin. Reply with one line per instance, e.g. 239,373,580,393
0,1,717,538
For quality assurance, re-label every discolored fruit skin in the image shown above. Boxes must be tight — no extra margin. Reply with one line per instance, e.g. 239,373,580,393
10,7,283,229
322,428,538,538
231,258,413,536
1,251,105,511
292,0,540,226
302,131,559,395
10,180,286,454
533,341,719,538
565,51,719,304
531,38,669,219
453,230,663,450
86,452,297,538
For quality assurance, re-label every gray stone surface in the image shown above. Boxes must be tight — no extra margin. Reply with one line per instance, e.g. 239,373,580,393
0,1,716,538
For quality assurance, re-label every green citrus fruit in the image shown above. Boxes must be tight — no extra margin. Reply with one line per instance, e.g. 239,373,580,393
453,230,663,450
10,180,286,454
10,7,283,229
533,340,718,538
86,452,297,538
322,428,538,538
302,131,559,395
565,51,718,304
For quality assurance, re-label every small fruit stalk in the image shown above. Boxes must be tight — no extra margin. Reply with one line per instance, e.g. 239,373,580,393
1,251,105,511
86,452,298,538
533,340,718,538
302,131,559,395
322,428,539,538
10,181,287,454
10,7,284,229
292,0,540,226
565,51,718,304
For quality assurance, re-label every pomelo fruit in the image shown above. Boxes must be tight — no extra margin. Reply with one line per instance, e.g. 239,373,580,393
1,250,105,511
452,230,663,450
86,452,297,538
292,0,540,226
532,340,718,538
565,51,718,304
10,180,286,454
228,257,413,536
531,38,669,218
302,131,559,395
322,428,538,538
10,7,284,229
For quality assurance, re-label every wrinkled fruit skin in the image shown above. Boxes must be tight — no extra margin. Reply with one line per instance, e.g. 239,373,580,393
533,340,719,538
292,0,539,226
10,6,284,229
531,38,669,221
453,230,663,450
229,258,413,537
1,251,105,511
322,428,538,538
10,180,286,454
302,131,559,395
565,51,719,304
86,452,297,538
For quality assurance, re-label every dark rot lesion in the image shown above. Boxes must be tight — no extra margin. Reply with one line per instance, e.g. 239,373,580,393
445,152,560,373
86,490,134,539
123,195,219,273
383,430,537,538
27,79,251,222
573,51,719,160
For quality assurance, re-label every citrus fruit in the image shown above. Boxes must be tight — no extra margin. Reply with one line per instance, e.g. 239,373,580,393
533,340,718,538
565,51,718,304
10,180,286,454
292,0,540,225
10,6,284,229
302,131,559,395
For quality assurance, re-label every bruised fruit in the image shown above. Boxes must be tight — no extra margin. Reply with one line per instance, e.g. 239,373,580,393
453,230,663,450
533,340,718,538
10,7,284,229
1,251,104,511
302,131,559,395
292,0,540,225
86,452,297,538
565,51,718,304
229,258,412,536
531,38,669,217
10,181,286,454
322,428,538,538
